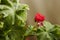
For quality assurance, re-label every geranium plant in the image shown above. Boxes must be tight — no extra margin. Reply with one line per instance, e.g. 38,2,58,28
0,0,60,40
25,13,60,40
34,13,60,40
0,0,29,40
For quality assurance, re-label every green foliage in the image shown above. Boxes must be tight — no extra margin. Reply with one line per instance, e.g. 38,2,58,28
24,25,35,36
36,21,60,40
0,0,29,40
0,0,60,40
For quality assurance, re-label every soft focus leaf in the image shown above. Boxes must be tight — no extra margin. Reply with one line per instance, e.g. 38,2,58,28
0,22,4,28
1,0,13,7
43,21,54,31
37,32,55,40
24,25,34,36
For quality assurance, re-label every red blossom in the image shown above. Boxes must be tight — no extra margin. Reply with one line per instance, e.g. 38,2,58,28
34,13,45,26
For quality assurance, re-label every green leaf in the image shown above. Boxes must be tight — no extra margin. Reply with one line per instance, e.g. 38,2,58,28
37,32,54,40
17,4,29,10
43,21,54,31
15,10,28,27
0,5,11,10
1,0,13,7
52,25,60,39
1,9,15,24
16,10,27,22
8,30,24,40
16,4,29,22
0,22,4,28
11,0,20,3
24,25,34,36
5,35,10,40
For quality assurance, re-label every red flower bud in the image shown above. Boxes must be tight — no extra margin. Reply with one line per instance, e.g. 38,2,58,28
35,13,45,22
34,13,45,26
